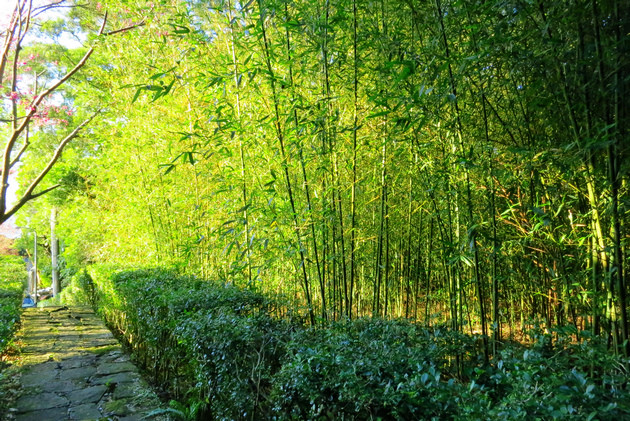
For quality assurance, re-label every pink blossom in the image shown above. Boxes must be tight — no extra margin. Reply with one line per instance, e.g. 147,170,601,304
9,91,19,100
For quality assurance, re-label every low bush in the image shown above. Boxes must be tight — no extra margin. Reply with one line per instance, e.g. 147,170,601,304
481,330,630,420
77,266,630,420
271,319,483,420
54,269,95,306
0,255,26,354
85,266,288,419
179,310,290,419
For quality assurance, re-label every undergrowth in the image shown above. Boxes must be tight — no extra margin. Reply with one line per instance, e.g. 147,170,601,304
0,255,26,417
70,265,630,420
0,255,26,354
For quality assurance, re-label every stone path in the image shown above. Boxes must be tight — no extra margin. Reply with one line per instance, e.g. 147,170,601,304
8,306,168,421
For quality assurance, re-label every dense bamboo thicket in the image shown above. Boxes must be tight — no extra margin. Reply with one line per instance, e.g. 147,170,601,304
12,0,630,353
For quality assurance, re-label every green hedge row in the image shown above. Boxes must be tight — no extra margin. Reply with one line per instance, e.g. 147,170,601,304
0,255,26,355
80,267,630,420
86,266,290,419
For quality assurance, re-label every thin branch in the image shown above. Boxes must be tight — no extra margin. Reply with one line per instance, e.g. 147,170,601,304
9,137,29,170
18,0,33,46
105,20,146,36
31,0,96,15
2,183,60,222
10,0,31,132
0,116,27,123
0,12,107,215
3,112,99,221
31,0,67,16
29,183,60,199
0,0,21,86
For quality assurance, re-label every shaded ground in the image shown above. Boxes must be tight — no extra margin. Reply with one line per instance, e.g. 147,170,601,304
3,306,168,421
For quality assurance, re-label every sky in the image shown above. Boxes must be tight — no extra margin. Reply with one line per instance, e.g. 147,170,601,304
1,1,85,48
0,1,16,28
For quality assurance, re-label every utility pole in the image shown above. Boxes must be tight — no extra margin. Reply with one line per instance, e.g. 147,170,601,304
51,208,59,296
33,232,38,305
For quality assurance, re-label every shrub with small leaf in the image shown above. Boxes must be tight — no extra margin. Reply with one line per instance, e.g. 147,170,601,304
86,266,289,419
78,266,630,420
271,318,484,420
0,255,26,354
481,330,630,420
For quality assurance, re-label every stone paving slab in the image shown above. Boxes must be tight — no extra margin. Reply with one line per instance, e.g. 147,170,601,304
6,306,168,421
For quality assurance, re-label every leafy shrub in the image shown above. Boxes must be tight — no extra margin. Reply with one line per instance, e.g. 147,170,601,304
74,266,630,420
0,255,26,354
271,318,483,420
179,310,290,419
54,269,94,306
85,266,289,419
481,330,630,420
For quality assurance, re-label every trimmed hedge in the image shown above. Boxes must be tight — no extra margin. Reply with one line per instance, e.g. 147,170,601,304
86,267,289,419
270,319,481,419
0,255,26,354
79,266,630,420
54,268,95,306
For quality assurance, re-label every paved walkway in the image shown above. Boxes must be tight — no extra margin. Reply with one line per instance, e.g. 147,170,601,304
9,306,168,421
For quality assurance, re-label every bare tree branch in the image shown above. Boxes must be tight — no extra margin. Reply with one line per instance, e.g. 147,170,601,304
29,183,60,200
10,0,32,132
32,0,67,16
31,1,97,19
10,136,29,170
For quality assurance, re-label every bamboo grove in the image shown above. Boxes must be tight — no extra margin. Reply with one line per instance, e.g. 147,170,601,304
15,0,629,353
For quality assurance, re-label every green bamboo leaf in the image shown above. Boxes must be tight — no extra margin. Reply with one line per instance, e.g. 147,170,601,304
131,87,144,103
236,204,250,213
159,164,176,175
162,78,176,96
170,24,190,34
367,110,389,119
